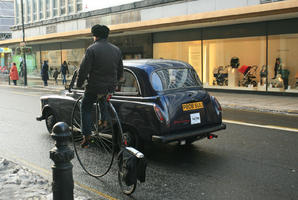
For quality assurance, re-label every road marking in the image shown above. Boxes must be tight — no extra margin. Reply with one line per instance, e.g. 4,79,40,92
223,119,298,133
0,152,118,200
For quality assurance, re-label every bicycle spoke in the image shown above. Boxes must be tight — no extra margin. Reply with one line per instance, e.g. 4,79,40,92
71,96,117,178
94,136,112,153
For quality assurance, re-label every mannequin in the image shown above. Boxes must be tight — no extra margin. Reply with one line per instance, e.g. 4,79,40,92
274,58,282,79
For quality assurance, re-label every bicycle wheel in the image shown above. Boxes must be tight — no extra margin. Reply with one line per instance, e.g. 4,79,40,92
71,96,116,177
117,152,137,195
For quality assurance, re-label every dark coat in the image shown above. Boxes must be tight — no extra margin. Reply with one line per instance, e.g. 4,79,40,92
77,39,123,94
41,63,49,81
61,63,69,75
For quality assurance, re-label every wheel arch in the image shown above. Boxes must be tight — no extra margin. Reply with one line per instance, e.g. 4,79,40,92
42,105,58,120
121,123,144,150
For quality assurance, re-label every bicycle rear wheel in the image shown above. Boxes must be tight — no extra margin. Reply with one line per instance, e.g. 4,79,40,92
71,96,116,177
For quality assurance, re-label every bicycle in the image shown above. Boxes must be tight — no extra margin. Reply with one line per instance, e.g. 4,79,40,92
69,71,138,195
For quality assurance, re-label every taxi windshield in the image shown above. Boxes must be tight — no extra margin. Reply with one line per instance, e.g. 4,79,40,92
151,68,202,91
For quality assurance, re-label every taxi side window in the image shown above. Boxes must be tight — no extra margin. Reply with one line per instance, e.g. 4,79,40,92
115,70,139,96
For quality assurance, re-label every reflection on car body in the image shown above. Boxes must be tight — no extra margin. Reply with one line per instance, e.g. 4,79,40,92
37,59,226,149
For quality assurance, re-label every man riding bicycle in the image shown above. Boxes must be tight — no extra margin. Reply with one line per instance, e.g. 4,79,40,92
77,24,123,148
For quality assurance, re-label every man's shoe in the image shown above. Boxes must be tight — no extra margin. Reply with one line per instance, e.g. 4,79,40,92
81,135,91,148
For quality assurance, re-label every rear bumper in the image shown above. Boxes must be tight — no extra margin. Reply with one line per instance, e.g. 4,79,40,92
152,123,226,143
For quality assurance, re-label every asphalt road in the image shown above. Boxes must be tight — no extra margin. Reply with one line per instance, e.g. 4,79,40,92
0,85,297,200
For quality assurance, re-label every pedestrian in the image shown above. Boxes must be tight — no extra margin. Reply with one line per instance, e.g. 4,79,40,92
76,24,123,148
60,61,69,85
49,67,53,77
53,68,59,85
19,61,24,77
41,60,49,86
10,63,19,86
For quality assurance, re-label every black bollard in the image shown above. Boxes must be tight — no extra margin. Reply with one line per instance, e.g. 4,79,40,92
50,122,74,200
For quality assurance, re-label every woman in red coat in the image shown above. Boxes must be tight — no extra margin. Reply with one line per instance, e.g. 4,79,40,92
10,63,19,85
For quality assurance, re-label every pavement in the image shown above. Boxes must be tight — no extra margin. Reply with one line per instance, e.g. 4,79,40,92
0,76,297,115
209,91,298,115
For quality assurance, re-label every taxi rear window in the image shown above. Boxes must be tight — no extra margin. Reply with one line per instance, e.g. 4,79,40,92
151,68,202,91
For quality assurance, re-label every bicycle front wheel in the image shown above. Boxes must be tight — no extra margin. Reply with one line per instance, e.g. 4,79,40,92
71,96,116,177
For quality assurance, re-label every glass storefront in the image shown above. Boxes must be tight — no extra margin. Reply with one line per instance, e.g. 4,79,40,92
153,41,202,78
203,36,266,91
37,48,85,76
268,34,298,93
61,49,85,74
153,34,298,93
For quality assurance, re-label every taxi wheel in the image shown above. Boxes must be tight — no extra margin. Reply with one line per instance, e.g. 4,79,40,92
45,112,56,134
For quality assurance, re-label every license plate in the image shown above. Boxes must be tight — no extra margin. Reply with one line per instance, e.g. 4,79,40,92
182,102,204,111
190,113,201,124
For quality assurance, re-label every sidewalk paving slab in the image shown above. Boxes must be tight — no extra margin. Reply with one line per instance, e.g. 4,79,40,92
209,91,298,115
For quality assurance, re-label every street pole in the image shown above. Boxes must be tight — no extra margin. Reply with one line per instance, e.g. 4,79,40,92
20,0,27,86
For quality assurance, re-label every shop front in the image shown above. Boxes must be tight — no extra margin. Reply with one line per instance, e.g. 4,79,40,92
153,18,298,94
0,48,12,73
18,33,153,78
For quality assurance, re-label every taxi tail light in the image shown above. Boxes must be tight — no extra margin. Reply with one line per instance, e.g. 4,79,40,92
106,94,112,102
207,133,218,139
154,105,165,123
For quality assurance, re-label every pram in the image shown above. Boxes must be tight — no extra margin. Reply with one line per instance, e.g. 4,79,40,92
213,66,228,86
238,65,258,87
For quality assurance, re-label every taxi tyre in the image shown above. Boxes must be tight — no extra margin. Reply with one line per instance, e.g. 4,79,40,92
123,131,144,151
185,136,198,145
45,112,56,133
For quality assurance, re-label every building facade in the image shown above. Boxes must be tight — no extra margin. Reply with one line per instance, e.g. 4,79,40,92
1,0,298,93
0,0,14,69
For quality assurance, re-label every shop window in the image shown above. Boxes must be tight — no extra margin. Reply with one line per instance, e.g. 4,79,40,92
203,36,266,91
41,50,61,73
115,70,139,96
153,41,202,79
61,48,85,74
268,34,298,93
123,53,142,60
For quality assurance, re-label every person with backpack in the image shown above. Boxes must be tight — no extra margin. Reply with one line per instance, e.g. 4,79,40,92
60,61,69,85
